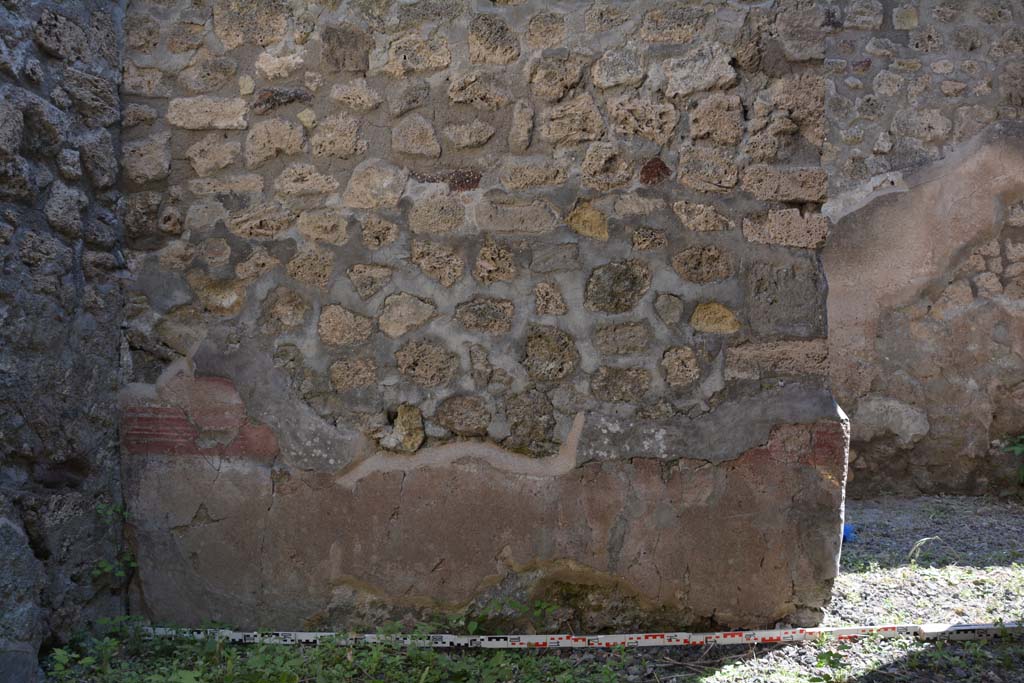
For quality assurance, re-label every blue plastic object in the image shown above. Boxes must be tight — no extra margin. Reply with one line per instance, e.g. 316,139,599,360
842,522,857,543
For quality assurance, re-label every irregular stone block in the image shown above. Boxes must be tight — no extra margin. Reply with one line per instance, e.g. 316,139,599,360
343,159,408,209
123,132,172,185
168,97,248,130
379,293,435,338
468,14,520,65
743,210,829,249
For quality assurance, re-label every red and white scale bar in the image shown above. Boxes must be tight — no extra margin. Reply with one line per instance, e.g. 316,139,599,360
147,622,1022,648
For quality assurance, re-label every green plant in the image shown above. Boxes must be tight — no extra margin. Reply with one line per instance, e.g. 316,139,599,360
1002,434,1024,484
90,551,137,582
809,639,851,683
96,501,128,524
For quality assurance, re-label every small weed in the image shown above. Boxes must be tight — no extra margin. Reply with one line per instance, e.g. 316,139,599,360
1003,434,1024,484
90,551,137,582
808,635,851,683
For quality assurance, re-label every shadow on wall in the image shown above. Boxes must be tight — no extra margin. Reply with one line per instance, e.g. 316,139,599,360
825,122,1024,498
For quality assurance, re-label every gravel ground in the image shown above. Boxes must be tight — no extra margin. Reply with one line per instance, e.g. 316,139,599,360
582,495,1024,683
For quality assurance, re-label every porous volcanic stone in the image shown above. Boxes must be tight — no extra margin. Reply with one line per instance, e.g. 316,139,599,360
435,395,491,436
584,260,652,313
523,324,578,381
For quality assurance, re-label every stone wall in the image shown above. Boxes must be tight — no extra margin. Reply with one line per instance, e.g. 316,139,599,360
822,0,1024,496
0,1,127,680
118,0,848,632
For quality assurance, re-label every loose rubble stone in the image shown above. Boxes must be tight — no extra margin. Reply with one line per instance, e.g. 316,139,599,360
379,293,436,338
246,119,305,168
253,87,313,114
530,52,588,102
330,79,383,111
330,357,377,391
662,347,700,387
63,68,120,128
274,163,339,196
474,239,517,283
775,1,828,61
435,395,491,436
319,305,374,346
123,103,157,127
673,201,733,232
743,210,829,249
311,113,365,159
534,282,567,315
187,134,241,176
632,227,667,251
585,260,652,313
641,5,708,43
287,247,334,289
261,287,308,333
213,0,289,49
672,246,735,284
187,271,247,315
393,114,441,158
57,149,81,180
448,71,511,111
592,45,646,89
380,32,451,77
567,201,609,241
395,340,458,387
412,240,464,287
235,245,280,280
508,100,533,151
35,9,89,61
725,339,827,381
362,215,400,250
608,96,680,145
640,158,672,185
691,302,741,334
179,53,237,94
540,94,604,146
500,157,568,190
343,159,408,208
297,208,348,245
322,23,373,72
677,144,739,192
387,404,425,452
227,203,294,240
455,297,515,334
444,120,495,149
388,79,430,117
167,97,248,130
846,0,884,30
190,174,264,195
663,43,737,99
591,366,650,402
581,142,633,191
531,244,579,273
504,389,556,454
347,264,392,299
409,192,464,234
523,324,578,381
475,193,559,234
526,13,565,49
469,14,520,65
742,165,828,202
690,94,744,146
595,322,650,355
44,181,88,237
78,129,118,189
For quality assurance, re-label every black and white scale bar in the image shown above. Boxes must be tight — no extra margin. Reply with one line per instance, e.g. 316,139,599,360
145,622,1023,649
